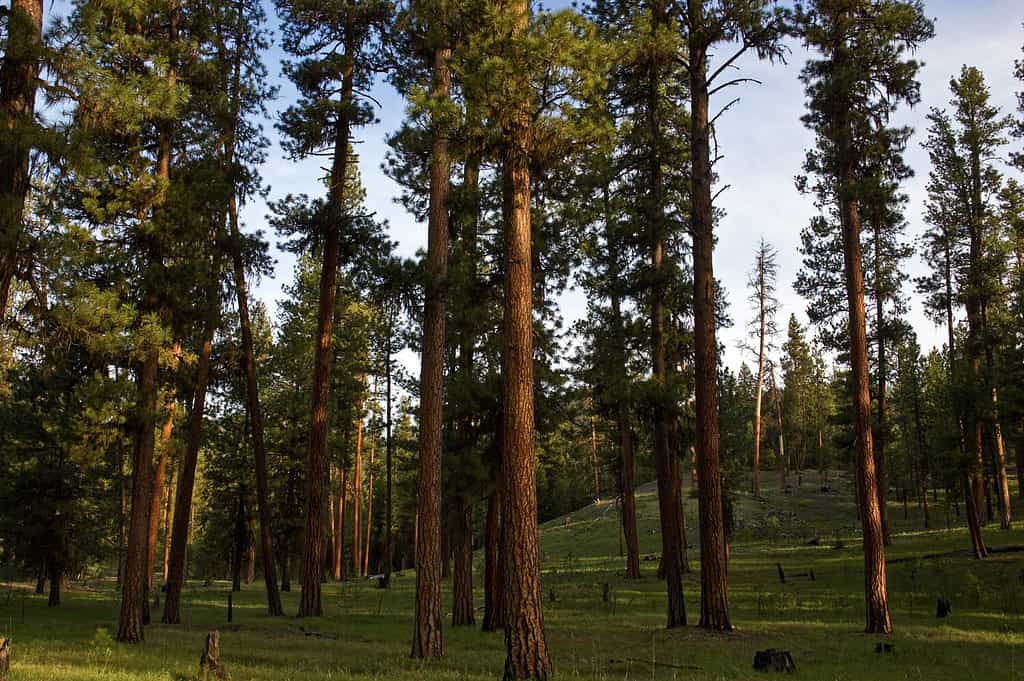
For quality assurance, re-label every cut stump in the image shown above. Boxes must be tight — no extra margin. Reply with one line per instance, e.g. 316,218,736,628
200,630,226,680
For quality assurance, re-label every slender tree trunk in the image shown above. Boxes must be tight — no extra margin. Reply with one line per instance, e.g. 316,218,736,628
482,487,504,631
161,477,174,583
689,2,729,630
232,491,246,592
590,416,600,500
162,307,216,624
753,299,766,497
117,349,159,642
383,321,394,587
146,363,178,623
646,1,685,629
451,497,474,626
353,407,364,578
769,363,786,487
501,5,551,672
339,466,352,577
298,47,354,618
411,43,451,660
47,557,61,607
225,189,284,614
873,222,890,546
0,0,43,318
364,437,375,576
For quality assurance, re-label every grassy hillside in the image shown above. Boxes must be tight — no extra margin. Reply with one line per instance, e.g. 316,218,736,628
2,470,1022,680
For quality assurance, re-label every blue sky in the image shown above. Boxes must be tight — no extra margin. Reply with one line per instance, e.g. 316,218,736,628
42,0,1024,376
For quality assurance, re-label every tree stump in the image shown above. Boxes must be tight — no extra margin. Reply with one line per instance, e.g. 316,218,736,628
199,631,226,680
0,637,10,680
936,598,951,618
753,649,796,673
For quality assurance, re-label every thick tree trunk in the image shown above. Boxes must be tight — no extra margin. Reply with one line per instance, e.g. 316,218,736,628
689,5,730,630
840,195,892,634
298,52,354,618
411,44,450,660
0,0,43,318
163,309,215,624
451,497,474,626
117,348,159,642
500,8,551,671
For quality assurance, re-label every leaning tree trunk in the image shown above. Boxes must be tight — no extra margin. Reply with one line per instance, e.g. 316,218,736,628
411,43,451,660
228,191,284,614
298,48,354,618
689,6,730,630
0,0,43,319
163,304,216,624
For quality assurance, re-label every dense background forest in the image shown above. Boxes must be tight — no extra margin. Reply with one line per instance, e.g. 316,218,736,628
1,0,1023,679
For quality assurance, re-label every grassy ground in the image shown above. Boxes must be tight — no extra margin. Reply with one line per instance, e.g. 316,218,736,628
3,471,1023,680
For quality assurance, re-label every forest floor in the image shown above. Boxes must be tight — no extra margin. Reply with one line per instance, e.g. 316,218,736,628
2,470,1024,680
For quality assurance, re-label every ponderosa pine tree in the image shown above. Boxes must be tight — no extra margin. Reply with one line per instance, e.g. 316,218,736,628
794,0,933,633
274,0,392,617
683,0,786,632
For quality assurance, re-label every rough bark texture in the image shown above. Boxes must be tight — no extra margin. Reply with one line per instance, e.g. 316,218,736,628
163,311,215,624
411,44,450,660
117,348,158,642
840,186,892,633
689,2,731,630
500,8,551,672
0,0,43,318
298,52,354,618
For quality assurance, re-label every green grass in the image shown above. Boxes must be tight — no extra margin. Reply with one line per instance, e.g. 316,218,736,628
3,471,1024,680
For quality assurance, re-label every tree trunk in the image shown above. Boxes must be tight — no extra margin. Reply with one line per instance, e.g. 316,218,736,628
227,190,284,614
482,488,504,632
232,490,246,592
500,6,551,671
163,307,216,624
451,497,474,626
590,416,600,500
873,220,890,546
161,474,174,583
753,301,766,498
383,322,394,587
618,409,640,579
689,2,730,630
147,381,177,621
353,408,364,578
46,556,61,607
117,348,159,642
364,438,375,576
0,0,43,318
839,184,891,634
298,46,354,619
647,1,686,629
411,43,450,660
335,467,346,581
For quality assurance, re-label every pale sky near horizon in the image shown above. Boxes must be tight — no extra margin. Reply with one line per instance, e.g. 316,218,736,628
41,0,1024,379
